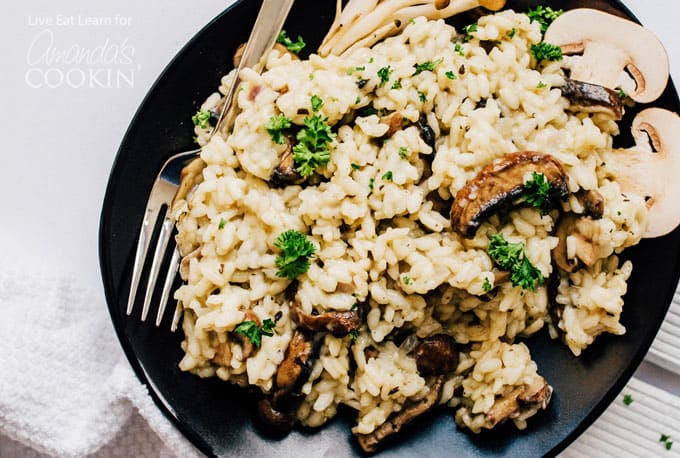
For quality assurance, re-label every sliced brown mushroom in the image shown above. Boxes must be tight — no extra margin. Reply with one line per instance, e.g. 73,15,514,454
450,152,569,238
544,8,669,104
485,376,552,428
292,305,362,337
257,328,322,430
318,0,506,57
355,375,445,453
576,189,605,219
380,112,404,138
412,334,459,375
270,137,304,188
604,108,680,238
560,78,624,120
552,213,601,273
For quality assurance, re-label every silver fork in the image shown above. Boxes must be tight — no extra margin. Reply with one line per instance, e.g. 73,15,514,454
126,0,296,329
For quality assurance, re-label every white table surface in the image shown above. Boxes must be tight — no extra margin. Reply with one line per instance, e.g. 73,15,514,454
1,1,680,456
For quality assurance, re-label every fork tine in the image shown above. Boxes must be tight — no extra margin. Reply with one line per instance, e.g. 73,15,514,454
156,247,181,326
140,207,175,321
126,203,161,315
170,301,183,332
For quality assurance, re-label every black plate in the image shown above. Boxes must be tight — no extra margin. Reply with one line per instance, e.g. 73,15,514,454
99,1,680,456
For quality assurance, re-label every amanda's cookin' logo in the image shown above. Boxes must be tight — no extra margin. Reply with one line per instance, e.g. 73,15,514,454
25,14,138,89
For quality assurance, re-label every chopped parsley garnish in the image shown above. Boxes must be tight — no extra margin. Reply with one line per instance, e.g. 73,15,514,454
398,147,409,159
276,30,306,54
402,275,411,285
623,394,633,405
617,88,627,99
234,318,276,348
455,42,465,56
349,329,359,342
413,58,443,75
391,80,402,89
661,434,674,450
192,109,211,129
527,6,564,34
355,96,361,104
369,178,375,190
661,434,671,442
667,442,673,451
309,73,314,80
537,81,547,88
382,171,393,181
507,28,517,38
274,230,315,280
347,66,366,75
445,70,457,80
377,65,393,87
483,277,492,292
265,114,292,144
488,234,544,291
351,163,361,170
530,42,563,61
293,115,336,177
409,18,416,25
418,91,428,102
523,171,562,214
462,23,478,42
311,94,323,112
218,218,226,230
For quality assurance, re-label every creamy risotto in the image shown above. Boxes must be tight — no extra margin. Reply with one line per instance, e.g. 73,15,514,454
171,9,657,451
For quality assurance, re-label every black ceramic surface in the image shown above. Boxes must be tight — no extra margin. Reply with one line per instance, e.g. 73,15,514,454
99,1,680,456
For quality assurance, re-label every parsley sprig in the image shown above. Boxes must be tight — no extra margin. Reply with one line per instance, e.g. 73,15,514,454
234,318,276,348
293,114,336,177
527,6,563,34
488,234,544,291
192,109,211,129
265,114,292,144
276,30,305,54
274,230,315,280
462,23,478,42
413,58,443,75
377,65,393,87
531,42,563,61
523,172,552,213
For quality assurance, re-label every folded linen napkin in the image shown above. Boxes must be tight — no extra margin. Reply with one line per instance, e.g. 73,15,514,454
0,259,200,458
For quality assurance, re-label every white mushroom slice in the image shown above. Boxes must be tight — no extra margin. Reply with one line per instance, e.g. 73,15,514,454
605,108,680,238
544,8,669,103
318,0,506,57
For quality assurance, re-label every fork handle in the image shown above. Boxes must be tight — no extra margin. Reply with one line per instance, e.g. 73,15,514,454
214,0,296,136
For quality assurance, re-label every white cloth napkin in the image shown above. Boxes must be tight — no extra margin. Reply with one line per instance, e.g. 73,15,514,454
0,259,201,458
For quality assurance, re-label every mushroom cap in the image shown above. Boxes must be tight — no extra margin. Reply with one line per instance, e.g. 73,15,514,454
609,108,680,238
544,8,669,103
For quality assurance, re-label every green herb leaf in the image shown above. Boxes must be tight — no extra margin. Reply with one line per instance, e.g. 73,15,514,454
455,42,465,56
667,442,673,451
274,230,315,280
527,6,563,34
617,88,627,99
218,218,226,230
276,30,306,54
488,234,544,291
463,23,478,42
391,80,402,89
530,42,563,61
377,65,393,87
311,94,323,112
445,70,457,80
483,277,492,292
398,147,409,159
409,18,416,25
402,275,411,285
355,96,361,104
537,81,547,88
349,329,359,342
382,171,393,181
523,171,557,214
347,65,366,75
661,434,670,442
623,394,633,405
418,91,428,102
265,114,292,144
351,163,361,170
507,28,517,38
413,58,443,75
192,109,211,129
369,178,374,190
293,115,336,177
234,318,276,348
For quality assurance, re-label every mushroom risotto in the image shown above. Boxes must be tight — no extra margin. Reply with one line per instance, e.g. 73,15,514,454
172,7,679,452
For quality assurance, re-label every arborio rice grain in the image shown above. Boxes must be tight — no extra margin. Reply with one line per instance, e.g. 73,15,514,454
173,10,648,440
